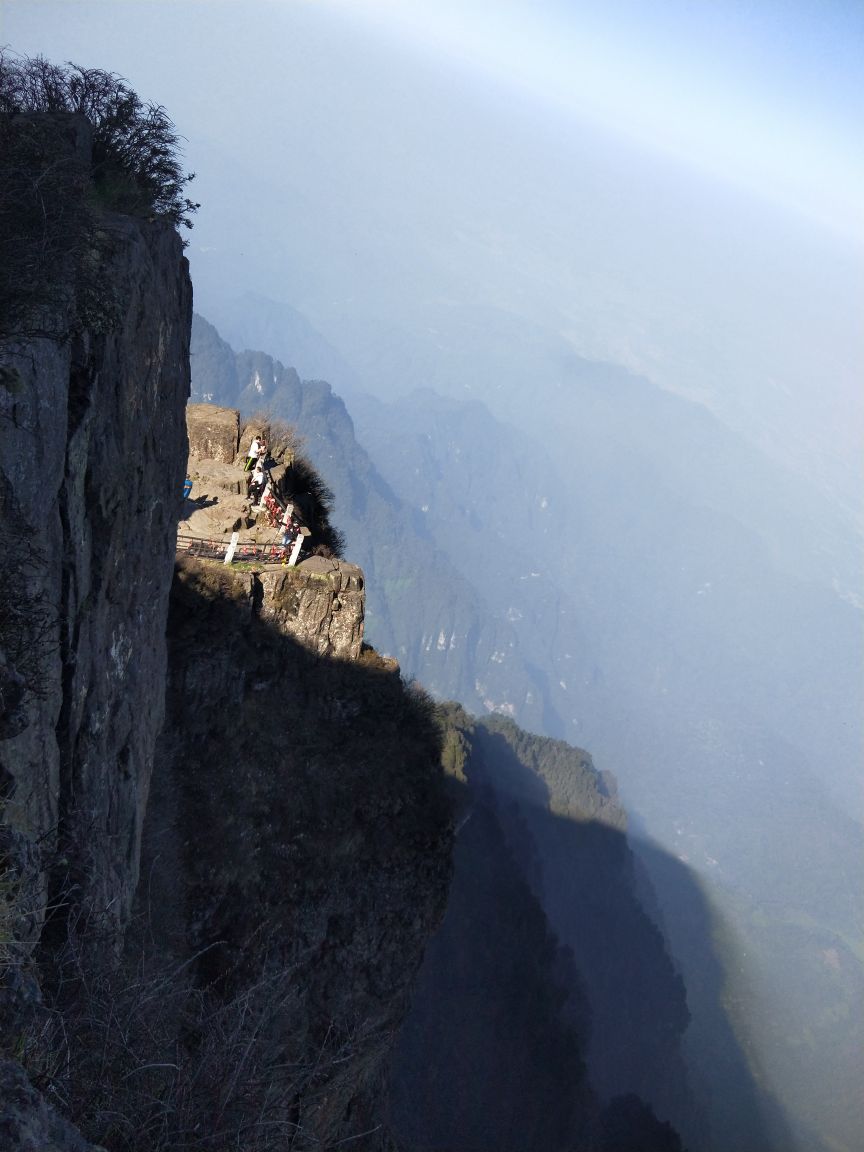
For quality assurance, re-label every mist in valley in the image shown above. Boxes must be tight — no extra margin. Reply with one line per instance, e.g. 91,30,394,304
8,1,863,1149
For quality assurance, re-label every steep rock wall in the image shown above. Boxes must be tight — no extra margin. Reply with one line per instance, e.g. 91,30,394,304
391,706,694,1152
186,401,239,463
0,204,191,942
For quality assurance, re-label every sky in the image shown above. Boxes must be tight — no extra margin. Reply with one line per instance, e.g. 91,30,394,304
3,0,863,237
307,0,864,236
313,0,864,233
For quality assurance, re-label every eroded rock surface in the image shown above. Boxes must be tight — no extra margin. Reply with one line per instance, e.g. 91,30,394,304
186,402,239,463
258,556,365,660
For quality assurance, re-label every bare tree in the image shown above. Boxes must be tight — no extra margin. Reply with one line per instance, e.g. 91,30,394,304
0,52,199,347
0,51,198,230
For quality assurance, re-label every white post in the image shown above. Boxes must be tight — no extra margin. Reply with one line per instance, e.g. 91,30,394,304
224,531,239,565
288,534,304,567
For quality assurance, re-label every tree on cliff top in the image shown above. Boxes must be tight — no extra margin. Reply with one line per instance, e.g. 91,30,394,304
0,51,198,230
0,52,198,344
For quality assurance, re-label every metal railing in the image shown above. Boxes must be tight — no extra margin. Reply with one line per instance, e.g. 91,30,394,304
176,534,290,565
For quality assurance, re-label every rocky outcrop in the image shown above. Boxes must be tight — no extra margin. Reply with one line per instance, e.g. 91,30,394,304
186,402,239,463
0,1062,101,1152
258,556,365,660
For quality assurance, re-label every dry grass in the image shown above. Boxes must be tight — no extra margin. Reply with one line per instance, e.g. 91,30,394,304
21,923,375,1152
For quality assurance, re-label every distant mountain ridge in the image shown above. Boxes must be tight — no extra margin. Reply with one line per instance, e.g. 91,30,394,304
191,313,564,732
200,292,364,399
392,703,710,1151
188,314,796,1152
349,369,864,1152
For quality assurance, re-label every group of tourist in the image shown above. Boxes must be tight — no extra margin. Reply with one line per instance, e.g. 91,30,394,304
245,432,269,504
244,432,307,565
179,433,310,568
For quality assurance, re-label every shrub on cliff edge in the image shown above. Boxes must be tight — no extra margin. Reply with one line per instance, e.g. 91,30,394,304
0,52,198,345
0,51,198,230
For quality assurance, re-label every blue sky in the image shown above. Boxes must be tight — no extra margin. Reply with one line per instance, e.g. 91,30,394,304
309,0,864,236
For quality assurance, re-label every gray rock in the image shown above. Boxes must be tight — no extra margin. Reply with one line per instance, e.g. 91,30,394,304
146,556,452,1151
0,147,192,948
186,402,239,463
0,653,27,741
258,558,365,660
0,1060,101,1151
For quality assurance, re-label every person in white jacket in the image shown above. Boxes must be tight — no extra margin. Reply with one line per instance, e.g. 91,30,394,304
244,436,260,471
249,461,266,506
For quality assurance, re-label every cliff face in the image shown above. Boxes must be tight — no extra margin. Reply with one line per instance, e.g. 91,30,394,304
390,706,696,1152
469,719,697,1129
0,158,190,1144
0,204,191,944
142,559,451,1148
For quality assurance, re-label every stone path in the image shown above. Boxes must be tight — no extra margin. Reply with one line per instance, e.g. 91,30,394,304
179,458,291,565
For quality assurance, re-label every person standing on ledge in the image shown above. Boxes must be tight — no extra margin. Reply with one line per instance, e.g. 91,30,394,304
244,434,260,471
249,461,266,507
